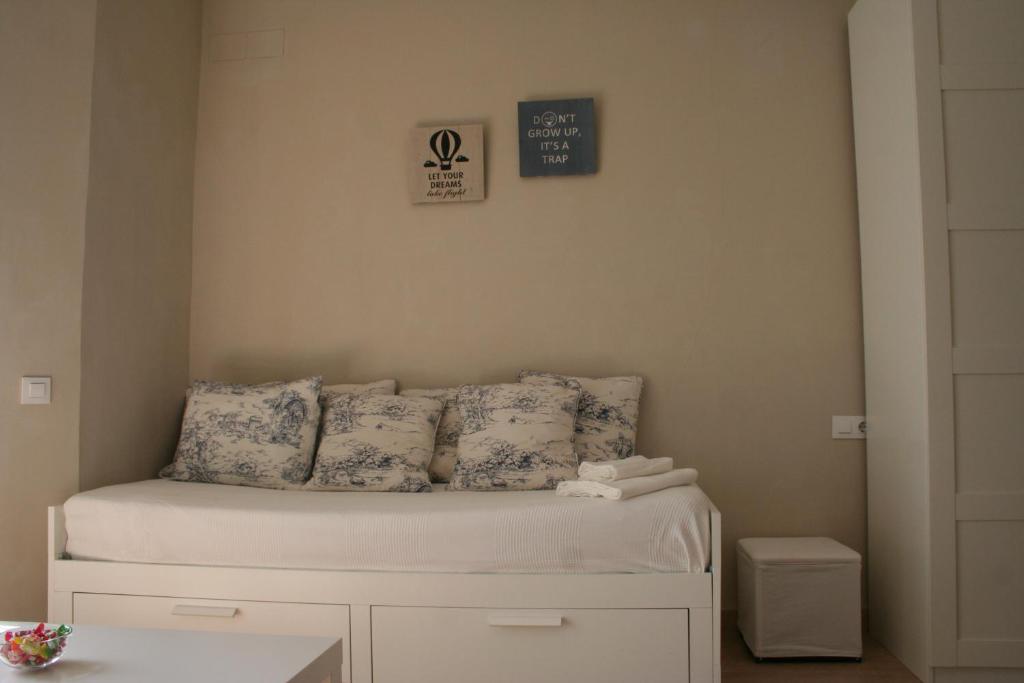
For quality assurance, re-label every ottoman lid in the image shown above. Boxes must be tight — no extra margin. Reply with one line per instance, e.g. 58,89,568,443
737,537,861,566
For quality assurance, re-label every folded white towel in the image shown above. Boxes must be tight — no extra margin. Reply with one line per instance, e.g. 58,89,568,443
578,455,674,482
556,468,699,500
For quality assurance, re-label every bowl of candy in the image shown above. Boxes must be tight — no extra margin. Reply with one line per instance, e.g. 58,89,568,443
0,624,73,670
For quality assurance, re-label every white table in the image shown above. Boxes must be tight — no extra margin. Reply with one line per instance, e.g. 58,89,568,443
0,623,342,682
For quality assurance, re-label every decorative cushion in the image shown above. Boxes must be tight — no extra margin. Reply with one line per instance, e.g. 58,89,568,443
305,393,443,492
449,383,581,491
161,376,323,489
320,379,397,403
184,378,395,407
519,371,643,462
400,388,461,482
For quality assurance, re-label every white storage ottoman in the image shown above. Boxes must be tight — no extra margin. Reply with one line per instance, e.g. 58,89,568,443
737,537,862,659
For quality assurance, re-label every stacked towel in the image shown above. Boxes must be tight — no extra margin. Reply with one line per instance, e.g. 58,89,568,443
578,455,673,482
557,467,699,500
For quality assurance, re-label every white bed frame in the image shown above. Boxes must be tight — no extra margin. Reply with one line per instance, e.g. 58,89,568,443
48,500,721,683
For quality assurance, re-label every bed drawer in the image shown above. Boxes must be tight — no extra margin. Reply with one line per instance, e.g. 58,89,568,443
371,606,689,683
73,593,349,638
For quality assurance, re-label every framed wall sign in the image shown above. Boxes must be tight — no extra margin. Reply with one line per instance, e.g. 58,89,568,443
517,98,597,177
408,124,485,204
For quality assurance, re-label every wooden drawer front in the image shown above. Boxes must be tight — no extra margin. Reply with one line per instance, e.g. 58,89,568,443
371,607,689,683
73,593,349,639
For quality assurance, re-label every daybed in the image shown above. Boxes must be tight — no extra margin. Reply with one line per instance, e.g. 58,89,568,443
49,479,721,683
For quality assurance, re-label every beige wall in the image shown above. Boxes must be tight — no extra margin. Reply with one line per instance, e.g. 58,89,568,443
0,0,97,620
79,0,201,491
191,0,865,608
0,0,199,619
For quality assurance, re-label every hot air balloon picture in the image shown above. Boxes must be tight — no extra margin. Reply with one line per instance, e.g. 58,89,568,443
408,123,484,204
424,129,469,170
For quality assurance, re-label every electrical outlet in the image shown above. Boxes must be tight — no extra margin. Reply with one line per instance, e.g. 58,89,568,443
832,415,866,439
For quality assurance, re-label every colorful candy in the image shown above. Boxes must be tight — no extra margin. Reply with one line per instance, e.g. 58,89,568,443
0,623,72,669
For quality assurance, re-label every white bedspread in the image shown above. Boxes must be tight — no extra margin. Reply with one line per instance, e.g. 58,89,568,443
63,479,711,574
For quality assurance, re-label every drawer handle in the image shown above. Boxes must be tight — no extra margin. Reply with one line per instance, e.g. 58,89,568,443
171,605,239,618
487,613,563,628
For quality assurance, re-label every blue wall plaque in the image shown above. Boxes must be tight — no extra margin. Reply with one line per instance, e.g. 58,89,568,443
517,98,597,177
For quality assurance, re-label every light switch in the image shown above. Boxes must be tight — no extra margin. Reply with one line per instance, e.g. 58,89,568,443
832,415,865,440
21,376,51,405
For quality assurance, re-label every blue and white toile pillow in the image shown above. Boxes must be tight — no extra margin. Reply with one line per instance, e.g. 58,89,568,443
305,394,443,492
449,383,581,491
161,376,323,489
400,387,461,483
518,371,643,462
319,379,397,405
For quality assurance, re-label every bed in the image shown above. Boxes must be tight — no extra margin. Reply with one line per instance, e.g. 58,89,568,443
49,480,721,682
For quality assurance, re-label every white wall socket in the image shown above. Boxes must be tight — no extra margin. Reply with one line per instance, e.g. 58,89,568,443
832,415,866,439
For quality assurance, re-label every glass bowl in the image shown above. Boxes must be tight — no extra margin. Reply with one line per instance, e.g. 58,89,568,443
0,624,73,670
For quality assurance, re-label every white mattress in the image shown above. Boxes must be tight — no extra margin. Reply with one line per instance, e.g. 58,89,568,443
63,479,711,574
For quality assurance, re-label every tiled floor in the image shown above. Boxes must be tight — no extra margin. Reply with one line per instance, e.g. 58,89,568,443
722,617,921,682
